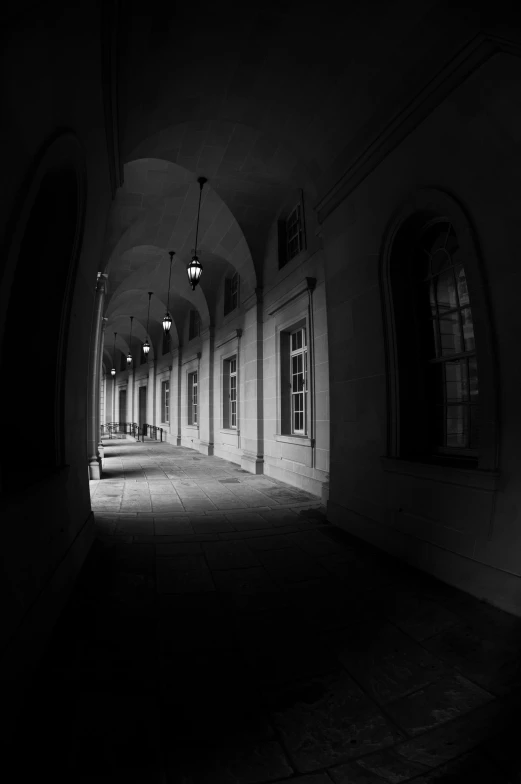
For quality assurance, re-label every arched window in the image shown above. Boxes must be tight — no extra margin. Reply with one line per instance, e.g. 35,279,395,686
419,220,479,456
382,192,499,471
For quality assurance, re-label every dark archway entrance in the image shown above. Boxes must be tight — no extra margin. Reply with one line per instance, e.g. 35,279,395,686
0,161,82,492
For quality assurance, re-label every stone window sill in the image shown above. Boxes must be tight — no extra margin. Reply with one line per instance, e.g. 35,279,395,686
220,428,239,435
381,456,499,491
275,433,314,447
185,425,199,431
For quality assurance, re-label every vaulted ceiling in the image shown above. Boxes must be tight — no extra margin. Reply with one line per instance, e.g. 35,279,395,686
102,0,486,361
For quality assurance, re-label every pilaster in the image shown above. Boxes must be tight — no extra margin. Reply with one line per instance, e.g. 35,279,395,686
198,327,214,456
87,274,107,479
239,289,264,474
127,368,134,427
147,358,156,425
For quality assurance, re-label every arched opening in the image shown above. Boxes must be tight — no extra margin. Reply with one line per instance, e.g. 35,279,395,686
0,163,82,491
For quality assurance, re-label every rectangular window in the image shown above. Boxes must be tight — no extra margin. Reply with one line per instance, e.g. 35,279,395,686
278,198,306,269
224,273,239,316
290,327,307,434
230,357,237,428
286,204,304,263
189,309,201,340
162,330,170,355
161,379,169,423
223,356,237,429
188,371,198,425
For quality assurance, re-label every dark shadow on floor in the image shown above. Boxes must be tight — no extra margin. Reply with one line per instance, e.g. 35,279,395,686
8,508,521,783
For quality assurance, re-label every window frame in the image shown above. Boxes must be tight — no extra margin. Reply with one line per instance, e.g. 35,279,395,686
224,272,240,316
420,220,479,457
188,370,198,426
381,189,499,473
289,327,307,435
222,355,238,429
279,316,309,438
161,378,169,424
278,194,306,269
162,330,170,355
189,309,201,341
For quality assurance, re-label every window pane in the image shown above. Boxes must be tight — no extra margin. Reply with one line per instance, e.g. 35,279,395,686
469,405,480,448
431,404,445,447
446,405,467,447
439,311,463,355
429,282,436,316
429,318,440,358
445,359,468,402
455,266,469,307
436,269,457,312
431,249,451,276
461,308,475,351
468,356,479,400
428,363,444,403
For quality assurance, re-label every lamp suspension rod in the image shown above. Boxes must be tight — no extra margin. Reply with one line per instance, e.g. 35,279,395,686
113,331,117,361
129,315,133,349
146,292,152,336
167,252,175,313
193,177,206,256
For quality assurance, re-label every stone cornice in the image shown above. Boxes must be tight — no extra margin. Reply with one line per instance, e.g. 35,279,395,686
315,31,521,226
215,328,242,350
266,277,316,317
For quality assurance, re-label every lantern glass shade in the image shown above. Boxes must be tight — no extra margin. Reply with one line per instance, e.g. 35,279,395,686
126,353,132,365
162,312,172,333
143,340,150,355
187,255,203,290
111,367,116,377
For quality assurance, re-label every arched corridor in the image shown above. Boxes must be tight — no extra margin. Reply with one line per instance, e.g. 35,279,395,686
3,0,521,779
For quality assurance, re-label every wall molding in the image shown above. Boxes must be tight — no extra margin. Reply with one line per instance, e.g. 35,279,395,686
267,277,316,316
315,32,521,225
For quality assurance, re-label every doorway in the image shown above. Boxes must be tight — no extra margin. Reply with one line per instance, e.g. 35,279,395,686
119,389,127,432
139,386,147,429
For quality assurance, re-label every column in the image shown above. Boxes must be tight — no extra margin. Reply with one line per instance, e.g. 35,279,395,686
97,317,107,453
177,346,183,445
240,289,264,474
87,273,107,479
170,348,181,445
127,368,134,427
147,358,156,425
198,326,214,456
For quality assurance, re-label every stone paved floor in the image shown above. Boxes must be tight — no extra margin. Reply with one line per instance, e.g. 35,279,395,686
9,440,521,782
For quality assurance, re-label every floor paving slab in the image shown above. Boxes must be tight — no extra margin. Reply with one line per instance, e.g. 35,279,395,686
10,439,521,783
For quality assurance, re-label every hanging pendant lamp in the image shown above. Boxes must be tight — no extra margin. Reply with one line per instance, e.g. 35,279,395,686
187,177,206,291
143,292,152,357
127,316,134,366
111,331,117,377
163,252,174,333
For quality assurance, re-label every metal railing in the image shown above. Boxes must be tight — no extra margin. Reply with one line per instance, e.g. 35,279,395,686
100,421,138,439
145,424,163,442
100,422,163,442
